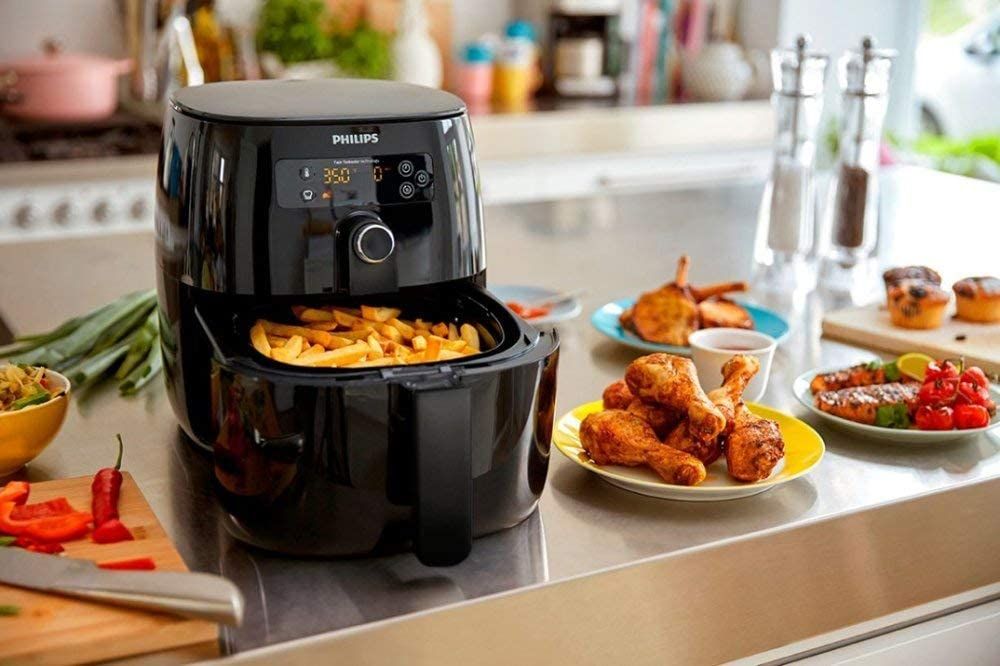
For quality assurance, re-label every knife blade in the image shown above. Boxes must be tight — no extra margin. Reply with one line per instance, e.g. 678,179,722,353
0,547,244,625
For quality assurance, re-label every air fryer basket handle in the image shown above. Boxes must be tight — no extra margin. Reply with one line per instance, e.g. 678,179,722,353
410,384,472,566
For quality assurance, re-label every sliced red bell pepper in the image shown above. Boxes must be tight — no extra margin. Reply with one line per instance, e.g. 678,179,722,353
10,497,74,520
0,502,91,543
98,556,155,571
13,536,64,554
0,482,29,505
90,519,134,544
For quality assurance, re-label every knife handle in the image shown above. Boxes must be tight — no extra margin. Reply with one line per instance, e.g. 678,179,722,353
58,570,244,626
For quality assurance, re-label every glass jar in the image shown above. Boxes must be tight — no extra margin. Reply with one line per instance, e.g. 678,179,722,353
822,38,895,271
753,36,828,294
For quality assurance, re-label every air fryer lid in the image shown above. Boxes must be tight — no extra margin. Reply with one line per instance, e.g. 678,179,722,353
170,79,466,124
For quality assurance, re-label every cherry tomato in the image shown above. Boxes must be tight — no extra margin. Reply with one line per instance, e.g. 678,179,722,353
914,405,954,430
953,403,990,430
960,366,988,389
925,360,960,382
918,377,958,406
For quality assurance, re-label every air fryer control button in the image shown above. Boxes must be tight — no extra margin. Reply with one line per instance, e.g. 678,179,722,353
398,160,414,176
299,166,313,180
414,170,430,186
354,223,395,264
301,189,315,202
399,182,415,199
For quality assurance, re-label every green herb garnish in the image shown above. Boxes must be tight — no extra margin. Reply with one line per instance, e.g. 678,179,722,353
883,361,901,382
0,536,15,547
866,360,882,371
0,605,20,616
875,404,911,429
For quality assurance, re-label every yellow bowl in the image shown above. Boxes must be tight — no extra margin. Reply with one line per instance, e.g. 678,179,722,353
0,369,71,476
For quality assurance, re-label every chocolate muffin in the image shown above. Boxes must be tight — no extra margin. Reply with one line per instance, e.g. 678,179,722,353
887,279,950,330
883,265,942,290
953,276,1000,323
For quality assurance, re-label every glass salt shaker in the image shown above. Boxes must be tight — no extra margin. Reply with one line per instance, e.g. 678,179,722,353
819,37,895,299
753,35,828,296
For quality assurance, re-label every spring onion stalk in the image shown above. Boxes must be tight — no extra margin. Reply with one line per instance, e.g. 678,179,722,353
2,290,163,396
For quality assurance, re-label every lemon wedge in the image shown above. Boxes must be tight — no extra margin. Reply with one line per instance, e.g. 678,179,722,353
897,352,934,381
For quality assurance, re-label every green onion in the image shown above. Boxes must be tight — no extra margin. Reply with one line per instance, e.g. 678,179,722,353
0,605,20,616
3,290,162,397
10,390,50,411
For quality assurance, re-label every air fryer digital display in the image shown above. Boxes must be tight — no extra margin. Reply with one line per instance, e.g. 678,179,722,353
275,153,434,208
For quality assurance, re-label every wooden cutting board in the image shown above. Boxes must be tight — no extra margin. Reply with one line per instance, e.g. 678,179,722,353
0,473,219,665
823,305,1000,374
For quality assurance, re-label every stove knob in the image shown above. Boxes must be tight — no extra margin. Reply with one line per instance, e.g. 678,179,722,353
353,223,395,264
13,204,37,229
92,200,112,224
53,201,74,226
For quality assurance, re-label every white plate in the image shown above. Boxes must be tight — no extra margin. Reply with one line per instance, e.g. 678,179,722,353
553,400,825,501
792,369,1000,445
490,284,582,326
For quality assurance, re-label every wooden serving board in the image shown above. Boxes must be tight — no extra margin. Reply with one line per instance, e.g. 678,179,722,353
0,473,218,665
823,304,1000,374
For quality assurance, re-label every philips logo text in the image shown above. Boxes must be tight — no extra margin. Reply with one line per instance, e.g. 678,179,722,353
332,133,379,145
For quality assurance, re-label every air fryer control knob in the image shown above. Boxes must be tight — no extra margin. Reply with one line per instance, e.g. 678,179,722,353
353,222,395,264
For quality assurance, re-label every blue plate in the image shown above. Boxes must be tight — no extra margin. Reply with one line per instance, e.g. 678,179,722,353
591,298,790,355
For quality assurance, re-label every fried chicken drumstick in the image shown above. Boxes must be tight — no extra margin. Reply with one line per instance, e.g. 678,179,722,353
579,410,706,486
625,353,727,442
726,403,784,482
662,354,760,464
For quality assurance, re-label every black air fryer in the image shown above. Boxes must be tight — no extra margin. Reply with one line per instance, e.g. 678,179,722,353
155,79,559,566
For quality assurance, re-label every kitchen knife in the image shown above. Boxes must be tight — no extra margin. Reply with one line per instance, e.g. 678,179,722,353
0,547,244,625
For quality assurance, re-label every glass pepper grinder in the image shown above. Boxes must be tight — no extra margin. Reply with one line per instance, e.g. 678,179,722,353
819,36,895,300
753,35,829,296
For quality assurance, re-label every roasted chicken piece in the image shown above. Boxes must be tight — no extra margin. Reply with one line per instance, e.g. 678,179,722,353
626,256,700,346
627,398,682,439
602,379,634,410
726,403,785,482
625,353,726,442
662,355,760,464
579,410,705,486
813,382,920,425
697,297,753,330
809,363,889,394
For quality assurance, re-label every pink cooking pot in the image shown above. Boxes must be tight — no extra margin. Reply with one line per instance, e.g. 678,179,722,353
0,41,132,122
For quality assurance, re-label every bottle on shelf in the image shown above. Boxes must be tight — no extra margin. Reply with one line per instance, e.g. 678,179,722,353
753,35,829,298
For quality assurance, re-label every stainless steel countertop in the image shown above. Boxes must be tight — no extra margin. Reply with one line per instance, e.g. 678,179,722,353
0,166,997,655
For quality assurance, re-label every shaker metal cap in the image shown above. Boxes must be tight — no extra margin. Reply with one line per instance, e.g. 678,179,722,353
771,35,829,96
839,36,896,95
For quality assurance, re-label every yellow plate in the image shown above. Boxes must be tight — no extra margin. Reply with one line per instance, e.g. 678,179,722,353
552,400,825,501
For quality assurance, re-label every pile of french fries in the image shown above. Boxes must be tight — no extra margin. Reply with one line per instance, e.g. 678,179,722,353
250,305,488,368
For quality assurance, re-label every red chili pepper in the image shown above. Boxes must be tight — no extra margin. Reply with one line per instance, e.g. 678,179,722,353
0,482,29,505
914,405,954,431
14,536,64,554
954,403,990,430
10,497,74,520
0,502,91,542
91,519,134,544
92,435,124,528
98,556,155,571
918,377,958,407
925,360,961,382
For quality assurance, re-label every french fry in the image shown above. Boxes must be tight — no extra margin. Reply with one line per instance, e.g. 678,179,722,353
431,323,449,338
443,339,467,352
439,349,464,360
284,341,370,367
271,335,305,362
333,309,366,328
298,308,337,323
361,305,403,323
267,336,288,348
346,357,398,368
298,344,326,360
261,322,351,349
387,317,415,340
460,324,480,351
366,334,384,359
411,335,427,351
305,321,339,331
447,323,460,341
425,336,442,361
250,322,271,357
377,323,403,344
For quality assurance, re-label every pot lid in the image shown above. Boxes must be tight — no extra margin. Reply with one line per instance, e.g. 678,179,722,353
0,40,128,74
